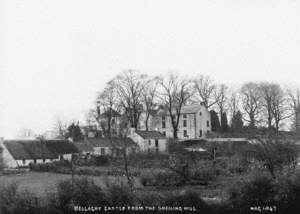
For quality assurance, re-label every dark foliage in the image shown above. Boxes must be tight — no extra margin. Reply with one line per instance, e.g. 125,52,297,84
210,110,221,132
221,112,229,132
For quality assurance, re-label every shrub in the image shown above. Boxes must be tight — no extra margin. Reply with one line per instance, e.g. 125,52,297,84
140,170,183,187
275,172,300,213
190,168,215,185
163,190,212,212
228,174,277,213
105,179,134,206
54,178,108,212
93,155,110,166
0,183,42,214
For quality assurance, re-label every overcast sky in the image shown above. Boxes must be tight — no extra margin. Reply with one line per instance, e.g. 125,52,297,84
1,0,300,138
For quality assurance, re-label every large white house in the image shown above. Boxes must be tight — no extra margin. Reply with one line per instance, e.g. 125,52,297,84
150,104,211,140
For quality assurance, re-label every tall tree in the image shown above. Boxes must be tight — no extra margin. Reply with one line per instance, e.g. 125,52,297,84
142,76,159,131
221,112,229,132
259,82,279,130
53,118,68,139
240,82,263,128
231,110,244,132
96,81,119,137
228,89,241,124
66,122,83,142
210,110,221,132
270,86,291,132
215,84,228,120
112,70,145,129
288,88,300,133
193,75,217,109
159,73,194,139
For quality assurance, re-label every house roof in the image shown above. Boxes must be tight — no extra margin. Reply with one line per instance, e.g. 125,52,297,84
78,137,138,150
44,140,79,155
3,140,79,160
135,130,166,139
4,140,57,160
157,104,204,116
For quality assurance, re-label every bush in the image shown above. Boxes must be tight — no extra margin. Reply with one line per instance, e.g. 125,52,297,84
228,174,277,213
163,190,212,212
0,183,42,214
106,181,134,206
54,178,108,212
275,172,300,213
140,170,183,187
190,168,215,185
93,155,111,166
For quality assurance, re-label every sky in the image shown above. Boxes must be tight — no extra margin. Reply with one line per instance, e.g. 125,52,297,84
1,0,300,138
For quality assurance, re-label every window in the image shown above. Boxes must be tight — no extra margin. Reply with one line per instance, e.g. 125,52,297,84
162,116,165,121
22,159,25,165
155,139,159,147
162,121,166,128
43,158,46,163
207,120,210,127
183,114,187,118
199,112,202,116
163,131,166,136
199,130,202,137
183,120,187,127
101,148,105,155
33,159,37,164
184,130,187,137
148,140,151,145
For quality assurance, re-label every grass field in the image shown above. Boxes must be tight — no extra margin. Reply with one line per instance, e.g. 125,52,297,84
0,171,231,202
0,172,142,197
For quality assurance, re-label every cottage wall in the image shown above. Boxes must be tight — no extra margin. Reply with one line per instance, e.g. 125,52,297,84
128,133,145,151
93,147,111,156
144,138,167,153
0,141,18,168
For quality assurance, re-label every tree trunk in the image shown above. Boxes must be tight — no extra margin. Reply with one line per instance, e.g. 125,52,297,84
145,113,150,131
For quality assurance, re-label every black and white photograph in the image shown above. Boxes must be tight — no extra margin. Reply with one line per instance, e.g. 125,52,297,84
1,0,300,213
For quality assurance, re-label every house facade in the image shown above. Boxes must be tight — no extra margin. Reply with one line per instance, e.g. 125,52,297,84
129,130,168,153
150,104,211,140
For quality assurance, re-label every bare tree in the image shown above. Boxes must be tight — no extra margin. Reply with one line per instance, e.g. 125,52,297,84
270,87,291,132
215,84,228,118
158,73,194,139
287,88,300,133
259,82,278,130
142,76,159,131
240,82,263,128
228,88,241,125
53,119,68,138
193,75,217,109
96,81,119,137
112,70,145,129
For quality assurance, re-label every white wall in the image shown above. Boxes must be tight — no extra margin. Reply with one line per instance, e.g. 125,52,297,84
0,141,18,168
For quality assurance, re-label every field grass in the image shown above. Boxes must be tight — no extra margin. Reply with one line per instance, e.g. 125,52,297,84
0,172,141,197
